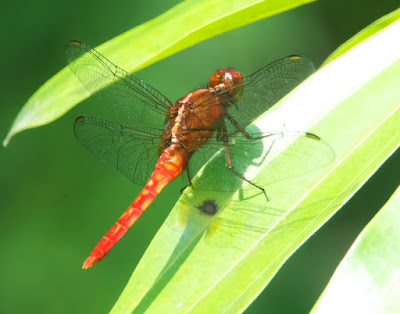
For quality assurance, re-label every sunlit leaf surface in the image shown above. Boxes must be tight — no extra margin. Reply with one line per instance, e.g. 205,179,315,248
323,6,400,65
111,12,400,313
312,186,400,314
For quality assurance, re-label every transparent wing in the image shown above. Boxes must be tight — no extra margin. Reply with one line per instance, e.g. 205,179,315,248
74,116,162,186
188,129,335,193
189,56,315,133
230,55,315,130
66,40,172,126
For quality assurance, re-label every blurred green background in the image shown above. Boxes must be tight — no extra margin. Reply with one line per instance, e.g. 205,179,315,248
1,0,399,313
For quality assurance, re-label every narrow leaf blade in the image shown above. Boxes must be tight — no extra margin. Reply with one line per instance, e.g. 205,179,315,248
111,12,400,313
3,0,315,146
312,186,400,314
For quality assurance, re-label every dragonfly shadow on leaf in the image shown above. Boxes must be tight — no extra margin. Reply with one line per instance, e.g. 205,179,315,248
188,124,276,195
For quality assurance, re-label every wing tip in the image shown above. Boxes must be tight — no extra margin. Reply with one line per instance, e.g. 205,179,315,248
66,40,84,63
289,55,303,60
68,40,81,47
305,132,321,141
75,116,85,124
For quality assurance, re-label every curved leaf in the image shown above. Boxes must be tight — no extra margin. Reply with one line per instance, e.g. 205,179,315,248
323,6,400,65
3,0,315,146
312,186,400,313
111,11,400,314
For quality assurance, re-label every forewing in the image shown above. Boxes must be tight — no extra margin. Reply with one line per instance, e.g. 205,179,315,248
185,56,315,134
229,56,315,130
66,41,172,126
74,116,162,186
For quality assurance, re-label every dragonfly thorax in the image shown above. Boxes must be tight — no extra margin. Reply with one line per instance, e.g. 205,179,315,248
160,88,226,160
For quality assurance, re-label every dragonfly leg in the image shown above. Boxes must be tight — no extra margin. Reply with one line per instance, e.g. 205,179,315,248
226,114,321,142
221,124,269,200
179,170,193,194
226,114,275,140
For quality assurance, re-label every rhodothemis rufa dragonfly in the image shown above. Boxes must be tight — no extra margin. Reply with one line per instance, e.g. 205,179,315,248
67,40,324,269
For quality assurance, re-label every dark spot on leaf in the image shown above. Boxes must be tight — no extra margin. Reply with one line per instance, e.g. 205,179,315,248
196,200,218,216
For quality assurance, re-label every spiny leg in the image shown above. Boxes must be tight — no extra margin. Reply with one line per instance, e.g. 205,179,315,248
226,114,321,142
221,123,269,200
226,114,277,141
179,170,193,194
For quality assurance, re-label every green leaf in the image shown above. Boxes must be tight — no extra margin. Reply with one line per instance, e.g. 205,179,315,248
323,6,400,65
311,185,400,313
111,13,400,313
3,0,315,146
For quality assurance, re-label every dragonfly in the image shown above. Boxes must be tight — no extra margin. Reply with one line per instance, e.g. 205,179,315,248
66,40,319,269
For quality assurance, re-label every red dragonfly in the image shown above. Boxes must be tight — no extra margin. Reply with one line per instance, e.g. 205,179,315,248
66,40,318,269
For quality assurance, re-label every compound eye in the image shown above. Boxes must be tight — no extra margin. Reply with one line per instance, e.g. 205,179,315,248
224,72,233,83
209,70,223,87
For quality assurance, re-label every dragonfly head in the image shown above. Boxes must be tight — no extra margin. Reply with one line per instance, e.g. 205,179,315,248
209,68,243,104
